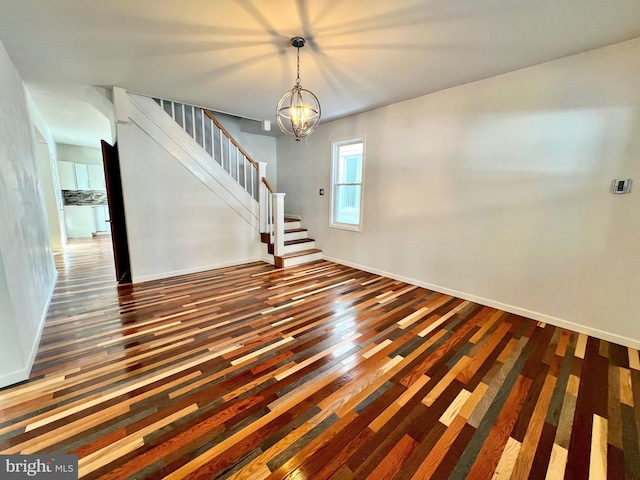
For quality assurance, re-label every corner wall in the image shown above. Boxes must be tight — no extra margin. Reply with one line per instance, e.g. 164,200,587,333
277,38,640,347
0,41,57,387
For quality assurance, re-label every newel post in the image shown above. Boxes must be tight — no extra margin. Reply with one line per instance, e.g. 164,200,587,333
258,162,267,233
273,193,286,257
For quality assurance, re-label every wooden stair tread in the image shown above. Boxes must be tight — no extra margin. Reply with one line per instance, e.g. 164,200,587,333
267,237,316,254
284,228,307,233
284,218,298,223
276,248,322,259
285,238,315,245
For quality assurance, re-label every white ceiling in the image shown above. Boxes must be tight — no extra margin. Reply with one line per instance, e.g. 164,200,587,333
1,0,640,146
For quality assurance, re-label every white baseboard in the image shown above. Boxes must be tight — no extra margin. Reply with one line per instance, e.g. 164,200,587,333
26,270,58,372
0,270,58,388
133,257,262,283
323,255,640,350
0,368,31,389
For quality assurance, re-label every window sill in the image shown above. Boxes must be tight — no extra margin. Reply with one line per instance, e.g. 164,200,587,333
330,223,362,232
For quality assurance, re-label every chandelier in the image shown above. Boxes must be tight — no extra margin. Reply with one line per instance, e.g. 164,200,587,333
276,37,321,141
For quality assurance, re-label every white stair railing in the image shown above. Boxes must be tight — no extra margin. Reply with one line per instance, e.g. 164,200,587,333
153,97,259,200
260,176,285,256
152,96,284,257
261,176,274,242
273,193,286,257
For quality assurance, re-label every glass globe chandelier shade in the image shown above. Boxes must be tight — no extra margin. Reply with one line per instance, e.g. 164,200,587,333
276,37,321,141
276,85,321,141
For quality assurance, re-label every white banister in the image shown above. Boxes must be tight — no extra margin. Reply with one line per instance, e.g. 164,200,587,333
273,193,286,257
151,96,262,203
258,163,268,233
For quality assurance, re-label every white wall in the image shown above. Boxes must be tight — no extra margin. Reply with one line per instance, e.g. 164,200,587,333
117,120,262,283
0,41,57,387
56,143,103,165
277,38,640,348
35,140,64,252
28,93,65,249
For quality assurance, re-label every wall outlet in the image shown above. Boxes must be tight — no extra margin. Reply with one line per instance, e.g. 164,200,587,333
319,189,324,196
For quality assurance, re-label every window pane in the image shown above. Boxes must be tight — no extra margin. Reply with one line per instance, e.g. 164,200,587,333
337,143,363,183
335,185,361,225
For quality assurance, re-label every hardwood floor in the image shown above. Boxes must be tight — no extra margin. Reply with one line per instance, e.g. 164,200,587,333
1,236,639,479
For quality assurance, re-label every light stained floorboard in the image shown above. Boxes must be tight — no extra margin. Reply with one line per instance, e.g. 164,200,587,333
0,236,638,479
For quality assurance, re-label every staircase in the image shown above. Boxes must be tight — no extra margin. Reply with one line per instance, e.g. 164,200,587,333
261,217,322,267
149,95,323,268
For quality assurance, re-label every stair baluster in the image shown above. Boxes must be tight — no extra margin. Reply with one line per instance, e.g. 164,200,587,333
153,97,260,201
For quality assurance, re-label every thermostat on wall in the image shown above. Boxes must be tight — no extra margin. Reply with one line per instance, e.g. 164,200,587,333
610,178,632,194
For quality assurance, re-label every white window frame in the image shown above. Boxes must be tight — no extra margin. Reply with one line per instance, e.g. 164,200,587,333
330,137,365,232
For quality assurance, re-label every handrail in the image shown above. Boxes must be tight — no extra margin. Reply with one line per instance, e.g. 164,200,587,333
203,109,259,169
262,177,275,194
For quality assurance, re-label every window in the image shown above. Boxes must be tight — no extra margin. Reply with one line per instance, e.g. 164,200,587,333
331,138,364,231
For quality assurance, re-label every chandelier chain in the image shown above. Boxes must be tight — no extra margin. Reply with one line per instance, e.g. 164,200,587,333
296,47,301,86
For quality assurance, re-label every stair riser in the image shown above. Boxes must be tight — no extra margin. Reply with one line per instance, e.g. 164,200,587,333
284,221,301,229
281,252,323,267
266,242,315,255
283,241,315,254
284,231,308,241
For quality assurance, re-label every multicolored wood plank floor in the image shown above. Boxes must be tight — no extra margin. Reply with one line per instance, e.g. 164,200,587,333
1,236,639,479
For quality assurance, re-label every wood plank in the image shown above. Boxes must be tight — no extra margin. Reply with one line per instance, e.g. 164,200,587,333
439,389,472,427
364,434,416,480
490,436,521,480
628,348,640,370
465,375,532,480
545,443,568,479
510,373,557,479
589,414,607,480
410,415,468,480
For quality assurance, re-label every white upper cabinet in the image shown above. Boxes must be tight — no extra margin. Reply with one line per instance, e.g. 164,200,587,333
88,165,106,190
58,161,76,190
74,163,90,190
59,162,107,191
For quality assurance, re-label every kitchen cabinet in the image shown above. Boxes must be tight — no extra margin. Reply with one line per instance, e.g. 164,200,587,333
64,206,94,238
64,205,110,237
74,163,90,190
58,161,76,190
93,205,110,233
58,162,107,191
88,165,106,190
